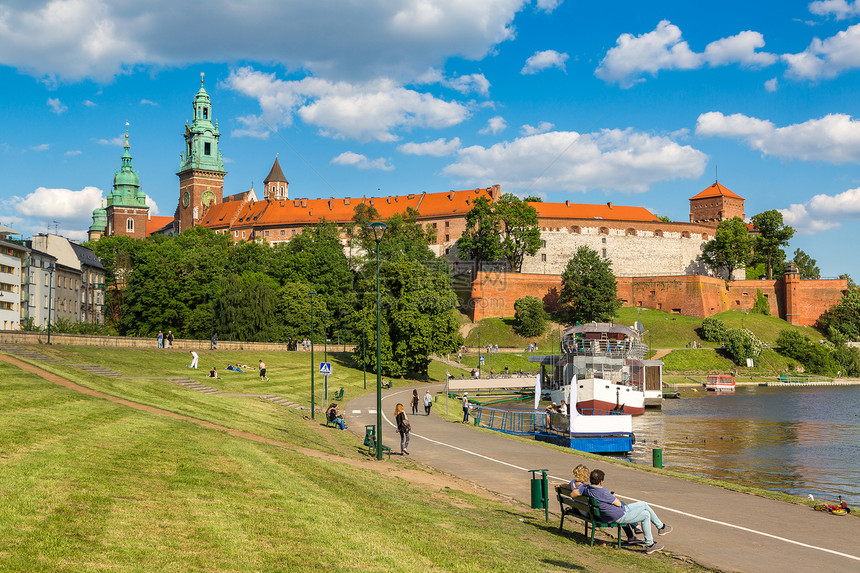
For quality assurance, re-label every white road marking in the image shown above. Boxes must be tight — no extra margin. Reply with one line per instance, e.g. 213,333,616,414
351,410,361,414
371,388,860,564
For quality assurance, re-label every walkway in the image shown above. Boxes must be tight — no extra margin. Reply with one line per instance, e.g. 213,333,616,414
345,384,860,573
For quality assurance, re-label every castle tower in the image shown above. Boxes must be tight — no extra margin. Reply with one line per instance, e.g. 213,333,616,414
689,181,745,225
176,73,226,233
90,131,149,239
263,157,288,200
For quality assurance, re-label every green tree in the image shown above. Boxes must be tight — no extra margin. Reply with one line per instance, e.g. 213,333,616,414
723,328,763,365
513,296,549,337
701,216,753,279
559,246,620,324
655,215,672,223
818,287,860,340
751,289,770,315
701,317,727,342
751,210,795,280
776,329,838,375
793,249,820,279
495,193,542,272
456,195,502,272
215,272,279,342
275,282,328,342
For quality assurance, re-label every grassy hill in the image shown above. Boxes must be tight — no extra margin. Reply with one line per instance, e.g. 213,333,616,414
0,348,707,572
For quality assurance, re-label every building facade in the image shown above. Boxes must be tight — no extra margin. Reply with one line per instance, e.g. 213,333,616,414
0,237,27,330
23,249,57,330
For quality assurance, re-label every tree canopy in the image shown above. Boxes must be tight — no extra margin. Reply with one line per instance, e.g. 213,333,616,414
559,246,620,324
751,210,794,280
701,216,753,279
793,249,820,279
456,195,503,272
495,193,542,272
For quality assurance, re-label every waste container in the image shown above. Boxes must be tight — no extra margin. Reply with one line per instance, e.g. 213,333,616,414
528,469,549,522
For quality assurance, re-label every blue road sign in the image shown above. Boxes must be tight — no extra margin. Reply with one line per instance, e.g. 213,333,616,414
319,362,332,375
479,355,485,363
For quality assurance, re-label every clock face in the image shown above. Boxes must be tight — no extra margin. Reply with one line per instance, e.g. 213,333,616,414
201,189,216,207
182,190,191,208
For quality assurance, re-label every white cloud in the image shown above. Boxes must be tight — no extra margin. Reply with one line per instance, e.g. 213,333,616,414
696,111,860,163
65,150,82,156
764,77,779,92
10,186,104,228
521,49,568,74
83,99,97,107
96,134,127,146
0,1,528,82
521,121,554,135
331,151,394,171
226,67,469,142
140,98,158,106
443,128,706,193
145,195,160,215
31,143,50,151
442,73,490,96
535,0,562,13
780,186,860,234
47,97,67,114
783,22,860,80
809,0,860,19
596,20,775,87
479,115,507,135
398,137,461,156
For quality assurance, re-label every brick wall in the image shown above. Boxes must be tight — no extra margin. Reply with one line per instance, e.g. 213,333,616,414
470,273,847,326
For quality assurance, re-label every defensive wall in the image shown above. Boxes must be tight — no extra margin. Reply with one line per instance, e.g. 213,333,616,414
468,272,847,326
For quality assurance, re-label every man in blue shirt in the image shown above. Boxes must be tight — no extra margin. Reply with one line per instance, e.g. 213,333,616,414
582,469,672,554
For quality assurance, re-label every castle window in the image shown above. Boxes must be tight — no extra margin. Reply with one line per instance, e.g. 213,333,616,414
126,218,134,232
542,240,546,248
445,248,450,255
599,227,609,235
445,221,450,227
626,228,636,236
203,107,208,119
204,142,211,155
682,231,690,238
242,231,246,239
280,230,285,236
602,248,607,258
702,233,709,240
601,237,607,244
571,226,581,234
655,230,664,237
445,234,450,242
541,254,547,262
292,229,297,235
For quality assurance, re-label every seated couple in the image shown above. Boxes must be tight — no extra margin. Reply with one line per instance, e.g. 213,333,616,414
326,403,346,430
225,364,244,372
571,465,672,554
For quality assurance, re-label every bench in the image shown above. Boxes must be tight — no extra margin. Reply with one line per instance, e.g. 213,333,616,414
333,387,344,400
555,485,622,548
362,425,391,459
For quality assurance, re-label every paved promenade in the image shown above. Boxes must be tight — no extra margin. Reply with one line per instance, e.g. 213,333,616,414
347,384,860,573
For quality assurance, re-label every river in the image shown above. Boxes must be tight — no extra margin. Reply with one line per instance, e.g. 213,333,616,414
628,384,860,506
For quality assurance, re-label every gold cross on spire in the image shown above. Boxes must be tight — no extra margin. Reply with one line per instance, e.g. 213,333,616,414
200,72,205,85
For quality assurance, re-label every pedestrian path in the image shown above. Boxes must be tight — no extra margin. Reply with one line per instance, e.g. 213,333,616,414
345,384,860,573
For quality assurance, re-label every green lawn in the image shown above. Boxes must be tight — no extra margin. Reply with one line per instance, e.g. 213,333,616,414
0,350,711,572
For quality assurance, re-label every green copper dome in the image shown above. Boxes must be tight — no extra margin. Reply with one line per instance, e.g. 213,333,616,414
106,133,148,208
179,72,225,174
89,206,107,232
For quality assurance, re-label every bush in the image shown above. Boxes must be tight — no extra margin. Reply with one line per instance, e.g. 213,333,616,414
751,290,770,315
776,329,840,375
701,317,727,343
513,296,549,337
724,328,763,365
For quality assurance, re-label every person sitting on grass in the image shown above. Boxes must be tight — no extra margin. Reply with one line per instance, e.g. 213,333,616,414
581,469,672,554
326,403,346,430
226,364,244,373
208,366,221,379
569,464,642,545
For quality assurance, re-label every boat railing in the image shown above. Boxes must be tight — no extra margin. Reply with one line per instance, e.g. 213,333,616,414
562,339,648,359
468,406,626,438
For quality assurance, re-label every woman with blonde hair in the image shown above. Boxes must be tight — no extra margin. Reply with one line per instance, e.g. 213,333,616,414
394,403,410,455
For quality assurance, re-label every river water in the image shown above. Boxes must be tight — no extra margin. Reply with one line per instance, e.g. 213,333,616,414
627,385,860,506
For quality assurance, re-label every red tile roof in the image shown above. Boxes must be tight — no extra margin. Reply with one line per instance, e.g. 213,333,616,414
146,216,174,235
198,200,244,228
529,201,658,222
690,181,744,201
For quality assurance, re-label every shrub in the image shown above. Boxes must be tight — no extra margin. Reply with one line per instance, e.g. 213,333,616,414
701,317,727,342
751,290,770,315
723,328,763,365
513,296,549,337
776,329,840,375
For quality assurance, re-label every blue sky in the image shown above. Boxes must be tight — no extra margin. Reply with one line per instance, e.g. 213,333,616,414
2,1,860,279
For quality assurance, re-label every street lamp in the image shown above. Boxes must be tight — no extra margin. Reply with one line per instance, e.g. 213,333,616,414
322,311,330,403
361,321,367,390
369,221,387,460
308,291,318,419
209,295,216,350
46,263,55,345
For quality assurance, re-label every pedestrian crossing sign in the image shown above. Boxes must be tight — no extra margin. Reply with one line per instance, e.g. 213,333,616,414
319,362,332,375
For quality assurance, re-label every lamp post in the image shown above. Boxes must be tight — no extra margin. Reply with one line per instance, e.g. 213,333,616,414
322,311,330,403
209,295,215,350
46,263,55,345
361,322,367,390
477,331,482,378
369,221,387,460
308,291,318,419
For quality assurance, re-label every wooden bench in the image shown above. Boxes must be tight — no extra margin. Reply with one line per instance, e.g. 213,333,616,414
362,425,391,459
333,387,344,400
555,485,622,548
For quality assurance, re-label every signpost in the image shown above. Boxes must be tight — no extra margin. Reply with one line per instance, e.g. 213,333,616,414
319,363,332,376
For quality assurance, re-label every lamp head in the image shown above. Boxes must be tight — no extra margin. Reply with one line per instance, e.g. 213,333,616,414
369,221,388,242
308,291,318,297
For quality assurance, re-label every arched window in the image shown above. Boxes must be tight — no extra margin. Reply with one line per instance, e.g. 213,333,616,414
626,228,637,236
655,229,664,238
571,226,581,234
126,218,134,232
599,227,609,235
681,231,691,238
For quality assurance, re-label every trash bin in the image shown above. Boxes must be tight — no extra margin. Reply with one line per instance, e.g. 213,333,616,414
652,448,663,469
528,469,549,521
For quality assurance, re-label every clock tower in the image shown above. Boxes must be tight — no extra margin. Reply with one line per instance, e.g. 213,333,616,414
177,73,226,233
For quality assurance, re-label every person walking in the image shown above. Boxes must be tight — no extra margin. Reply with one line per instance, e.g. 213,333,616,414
410,389,419,415
259,360,269,382
423,390,432,416
462,392,470,423
157,330,163,349
167,330,174,349
394,403,410,455
188,350,199,369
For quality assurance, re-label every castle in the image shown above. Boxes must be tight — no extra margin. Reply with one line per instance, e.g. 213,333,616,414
88,77,847,327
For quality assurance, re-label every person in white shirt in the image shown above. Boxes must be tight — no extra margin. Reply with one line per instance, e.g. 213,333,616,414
189,350,199,369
